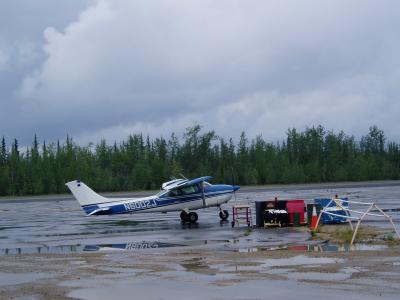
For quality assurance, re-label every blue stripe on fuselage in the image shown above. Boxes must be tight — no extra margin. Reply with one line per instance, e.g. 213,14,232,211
82,204,100,215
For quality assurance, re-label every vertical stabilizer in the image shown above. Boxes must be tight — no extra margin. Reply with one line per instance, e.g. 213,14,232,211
65,180,108,206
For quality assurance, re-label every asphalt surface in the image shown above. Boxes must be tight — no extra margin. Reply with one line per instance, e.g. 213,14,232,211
1,182,400,300
1,181,399,254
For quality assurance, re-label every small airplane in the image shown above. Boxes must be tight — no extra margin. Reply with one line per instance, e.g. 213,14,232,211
66,176,240,223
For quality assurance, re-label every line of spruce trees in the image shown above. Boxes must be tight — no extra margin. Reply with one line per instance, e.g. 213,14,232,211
0,125,399,196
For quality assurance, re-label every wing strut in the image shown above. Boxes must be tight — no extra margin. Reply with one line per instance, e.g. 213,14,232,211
201,183,206,208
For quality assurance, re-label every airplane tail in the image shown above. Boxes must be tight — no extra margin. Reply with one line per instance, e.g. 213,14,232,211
65,180,108,207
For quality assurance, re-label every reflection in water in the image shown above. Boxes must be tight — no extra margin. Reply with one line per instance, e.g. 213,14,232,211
2,239,387,255
306,243,388,252
0,241,185,255
180,222,199,229
83,241,185,251
220,220,230,226
0,239,232,255
235,243,389,253
180,257,216,275
1,244,83,255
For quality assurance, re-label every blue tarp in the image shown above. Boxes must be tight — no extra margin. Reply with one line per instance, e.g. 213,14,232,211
314,198,349,224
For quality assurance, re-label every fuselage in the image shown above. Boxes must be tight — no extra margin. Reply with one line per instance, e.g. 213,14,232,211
81,183,237,216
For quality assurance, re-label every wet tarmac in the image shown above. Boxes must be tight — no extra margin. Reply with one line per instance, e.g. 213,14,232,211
0,182,400,300
1,182,399,255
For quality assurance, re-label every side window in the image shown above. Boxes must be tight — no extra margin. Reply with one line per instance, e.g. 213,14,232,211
181,185,198,194
168,185,199,197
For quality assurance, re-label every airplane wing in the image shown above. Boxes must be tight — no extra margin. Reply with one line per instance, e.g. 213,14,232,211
182,176,213,187
163,176,213,191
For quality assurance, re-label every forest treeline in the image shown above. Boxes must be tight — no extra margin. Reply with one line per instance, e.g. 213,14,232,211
0,125,399,196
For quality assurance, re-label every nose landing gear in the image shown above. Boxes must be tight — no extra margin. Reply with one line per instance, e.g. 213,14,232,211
219,209,229,220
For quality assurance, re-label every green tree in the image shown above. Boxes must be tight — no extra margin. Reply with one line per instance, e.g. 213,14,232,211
0,137,8,195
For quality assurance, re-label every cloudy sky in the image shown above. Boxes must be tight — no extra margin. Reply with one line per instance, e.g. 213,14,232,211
1,0,400,146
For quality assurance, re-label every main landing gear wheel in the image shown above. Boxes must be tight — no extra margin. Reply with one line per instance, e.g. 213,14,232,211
180,211,188,222
180,211,198,223
219,210,229,220
188,212,198,223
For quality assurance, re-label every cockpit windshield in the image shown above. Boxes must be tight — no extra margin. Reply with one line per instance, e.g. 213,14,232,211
156,189,167,197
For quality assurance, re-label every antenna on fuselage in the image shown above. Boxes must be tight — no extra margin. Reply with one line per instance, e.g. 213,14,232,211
179,173,188,180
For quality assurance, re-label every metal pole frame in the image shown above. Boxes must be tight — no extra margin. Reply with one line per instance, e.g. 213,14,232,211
374,204,400,239
314,198,353,231
350,203,374,245
332,198,354,230
312,198,400,245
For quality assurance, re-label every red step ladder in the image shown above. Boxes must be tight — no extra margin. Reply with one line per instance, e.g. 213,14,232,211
231,205,252,228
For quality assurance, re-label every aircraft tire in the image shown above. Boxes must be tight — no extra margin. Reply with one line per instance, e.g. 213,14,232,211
180,211,188,222
188,212,198,223
219,210,229,220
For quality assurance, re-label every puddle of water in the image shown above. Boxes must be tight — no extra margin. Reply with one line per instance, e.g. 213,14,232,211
0,244,84,255
341,266,369,273
287,271,351,281
215,259,370,283
214,263,264,272
236,247,259,252
69,260,87,265
0,272,50,287
83,241,186,252
97,267,151,274
1,239,390,256
65,274,385,300
307,243,388,252
0,239,236,255
215,255,343,273
0,241,184,255
261,255,344,267
233,242,389,253
375,271,400,277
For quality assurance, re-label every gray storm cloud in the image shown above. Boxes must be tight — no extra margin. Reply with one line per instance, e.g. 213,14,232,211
2,0,400,144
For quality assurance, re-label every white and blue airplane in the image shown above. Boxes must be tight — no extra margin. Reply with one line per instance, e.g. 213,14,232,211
66,176,240,223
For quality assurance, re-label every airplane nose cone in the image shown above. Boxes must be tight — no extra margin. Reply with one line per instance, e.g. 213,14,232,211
233,185,240,192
